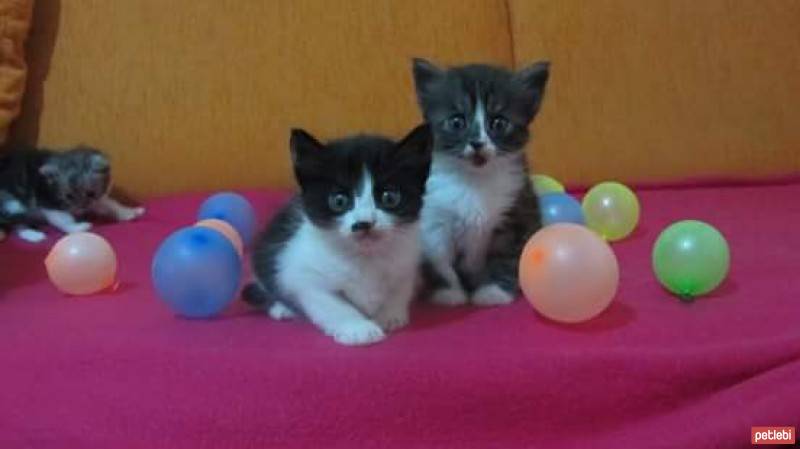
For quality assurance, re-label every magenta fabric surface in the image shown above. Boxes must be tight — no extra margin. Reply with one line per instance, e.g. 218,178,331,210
1,183,799,449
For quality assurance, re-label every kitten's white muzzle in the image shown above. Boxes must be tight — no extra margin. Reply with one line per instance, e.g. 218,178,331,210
462,142,497,167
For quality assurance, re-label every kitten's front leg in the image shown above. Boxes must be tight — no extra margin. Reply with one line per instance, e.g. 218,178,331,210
472,186,542,306
471,255,519,306
470,230,523,306
268,301,297,321
92,196,145,222
293,287,385,346
423,256,469,306
41,209,91,234
15,226,46,243
374,281,415,332
421,223,468,306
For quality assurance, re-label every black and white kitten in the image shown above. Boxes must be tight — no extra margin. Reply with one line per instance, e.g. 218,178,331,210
243,125,432,346
411,58,549,306
0,144,145,242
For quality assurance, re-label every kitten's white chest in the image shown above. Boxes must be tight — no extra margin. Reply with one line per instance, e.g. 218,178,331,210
339,252,410,314
277,221,418,316
423,156,524,273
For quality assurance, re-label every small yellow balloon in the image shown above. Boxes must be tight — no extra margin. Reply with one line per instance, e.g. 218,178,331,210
531,174,565,195
582,182,640,241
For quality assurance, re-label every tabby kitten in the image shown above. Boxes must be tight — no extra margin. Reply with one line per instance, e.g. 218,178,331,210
411,58,550,306
243,125,432,346
0,144,144,242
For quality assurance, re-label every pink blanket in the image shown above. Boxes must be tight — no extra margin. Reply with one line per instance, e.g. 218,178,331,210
1,182,798,448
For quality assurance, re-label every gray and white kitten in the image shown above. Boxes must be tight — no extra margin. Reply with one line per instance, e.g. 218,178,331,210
0,144,145,242
411,58,549,306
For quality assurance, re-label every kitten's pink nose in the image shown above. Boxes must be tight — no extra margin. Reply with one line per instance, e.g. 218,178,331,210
351,221,374,233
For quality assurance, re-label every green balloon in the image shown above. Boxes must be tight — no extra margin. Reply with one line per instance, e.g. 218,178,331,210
652,220,730,299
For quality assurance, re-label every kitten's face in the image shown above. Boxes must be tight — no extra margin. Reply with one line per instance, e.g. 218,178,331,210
412,59,549,168
39,147,111,210
290,125,432,251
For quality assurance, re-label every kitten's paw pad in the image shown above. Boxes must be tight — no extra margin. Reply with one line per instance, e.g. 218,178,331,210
472,284,516,306
18,229,46,243
118,207,145,221
430,287,468,307
268,302,296,321
67,222,92,233
375,311,409,332
330,320,385,346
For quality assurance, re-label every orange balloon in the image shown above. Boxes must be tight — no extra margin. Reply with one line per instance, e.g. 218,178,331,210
195,219,244,257
519,223,619,323
45,232,118,295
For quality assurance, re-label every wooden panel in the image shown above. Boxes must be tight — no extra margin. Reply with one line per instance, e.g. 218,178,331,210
13,0,512,196
0,0,32,142
509,0,800,185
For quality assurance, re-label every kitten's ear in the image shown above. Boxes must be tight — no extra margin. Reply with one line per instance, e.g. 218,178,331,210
412,58,444,95
290,129,328,186
289,128,325,165
38,163,59,180
514,61,550,117
515,61,550,92
90,152,110,174
392,123,433,168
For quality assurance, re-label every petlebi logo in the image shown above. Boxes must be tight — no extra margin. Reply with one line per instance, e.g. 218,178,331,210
751,427,795,445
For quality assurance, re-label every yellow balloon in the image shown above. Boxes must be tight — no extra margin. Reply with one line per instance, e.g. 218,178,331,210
531,174,565,195
582,182,640,241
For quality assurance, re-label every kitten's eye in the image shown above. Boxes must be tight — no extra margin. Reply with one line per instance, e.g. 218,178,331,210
489,116,510,133
445,114,466,132
327,192,351,213
380,190,402,209
87,191,97,200
65,193,76,202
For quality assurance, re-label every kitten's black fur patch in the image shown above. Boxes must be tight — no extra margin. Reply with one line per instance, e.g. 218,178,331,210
243,124,432,310
243,198,303,309
291,125,432,229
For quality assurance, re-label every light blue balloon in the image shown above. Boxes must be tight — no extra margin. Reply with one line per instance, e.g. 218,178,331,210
197,192,257,246
540,193,585,226
152,226,241,318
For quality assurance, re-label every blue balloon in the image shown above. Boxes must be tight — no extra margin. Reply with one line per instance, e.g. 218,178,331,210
540,193,585,226
197,192,257,246
152,226,241,318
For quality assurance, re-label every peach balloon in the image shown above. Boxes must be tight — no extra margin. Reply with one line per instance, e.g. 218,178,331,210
195,218,244,257
519,223,619,323
45,232,118,295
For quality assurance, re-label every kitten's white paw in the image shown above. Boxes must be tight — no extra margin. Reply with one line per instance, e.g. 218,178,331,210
375,309,409,332
472,284,516,306
118,206,145,221
329,320,385,346
67,222,92,233
18,229,46,243
268,302,297,320
430,286,468,306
